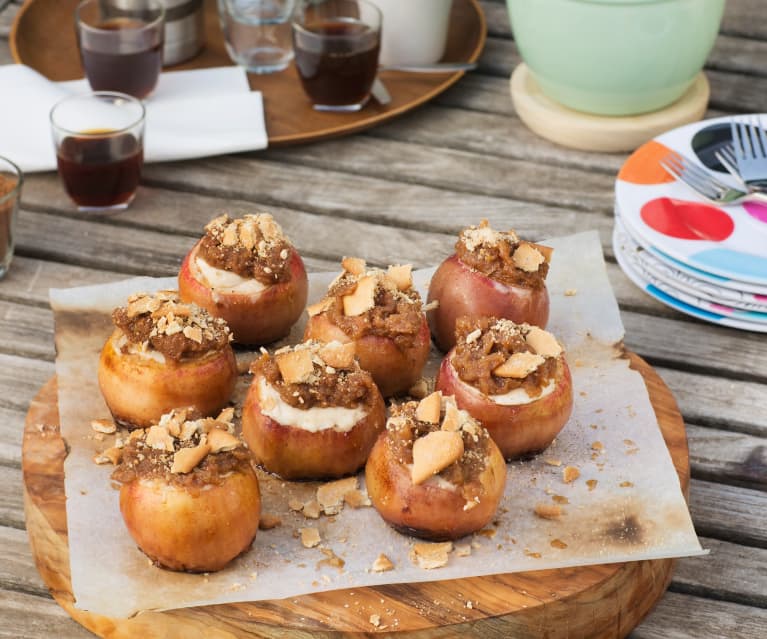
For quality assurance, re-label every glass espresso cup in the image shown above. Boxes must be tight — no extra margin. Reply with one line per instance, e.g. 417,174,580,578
50,92,146,212
76,0,165,99
292,0,382,112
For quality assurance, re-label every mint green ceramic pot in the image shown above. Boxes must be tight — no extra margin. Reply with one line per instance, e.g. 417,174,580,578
506,0,725,115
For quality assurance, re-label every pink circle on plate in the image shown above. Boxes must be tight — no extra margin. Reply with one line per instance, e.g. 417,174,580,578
742,202,767,224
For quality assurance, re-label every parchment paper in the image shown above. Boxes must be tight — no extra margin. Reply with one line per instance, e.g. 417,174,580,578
50,231,705,618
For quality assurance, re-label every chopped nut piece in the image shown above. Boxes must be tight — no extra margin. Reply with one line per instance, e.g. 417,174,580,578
319,341,355,369
454,543,472,557
415,391,442,424
276,349,315,384
145,425,175,452
619,481,634,488
563,466,580,483
564,288,577,297
317,476,358,515
591,441,604,451
207,429,241,453
342,275,376,316
222,223,239,246
551,495,569,504
306,298,332,317
440,400,461,432
493,351,546,378
465,328,482,344
407,378,429,399
550,539,568,549
342,256,366,275
90,419,116,434
411,430,464,485
369,614,381,628
586,479,598,491
288,498,304,512
302,500,321,519
182,325,203,344
171,442,211,474
371,554,394,572
386,264,412,290
409,541,452,569
239,219,257,249
259,514,282,530
93,447,122,465
512,243,545,272
534,503,563,519
343,489,371,508
179,421,199,441
300,527,321,548
525,326,562,358
544,458,562,467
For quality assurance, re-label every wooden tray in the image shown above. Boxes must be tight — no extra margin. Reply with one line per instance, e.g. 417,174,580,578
22,353,689,638
10,0,485,146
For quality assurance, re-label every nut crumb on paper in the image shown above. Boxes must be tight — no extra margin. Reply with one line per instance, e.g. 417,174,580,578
410,541,452,569
302,500,321,519
258,514,282,530
91,418,116,434
343,489,371,509
300,527,321,548
563,466,580,483
550,539,568,549
534,503,563,520
455,543,471,557
564,288,577,296
586,479,598,491
371,554,394,572
317,476,358,515
317,548,345,570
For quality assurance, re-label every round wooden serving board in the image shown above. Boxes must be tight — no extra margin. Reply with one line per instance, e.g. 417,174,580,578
10,0,485,147
22,353,689,638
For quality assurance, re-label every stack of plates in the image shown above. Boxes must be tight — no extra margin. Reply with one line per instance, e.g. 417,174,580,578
613,114,767,332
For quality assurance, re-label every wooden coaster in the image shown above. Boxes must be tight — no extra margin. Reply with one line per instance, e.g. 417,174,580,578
510,63,709,153
22,354,689,638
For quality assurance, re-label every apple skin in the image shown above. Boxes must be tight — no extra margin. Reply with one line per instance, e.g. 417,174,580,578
241,374,386,480
303,312,431,397
98,329,238,429
119,468,261,572
178,241,308,345
435,353,573,461
427,255,550,352
365,430,507,541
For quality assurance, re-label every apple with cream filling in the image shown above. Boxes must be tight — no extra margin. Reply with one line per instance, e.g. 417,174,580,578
242,340,386,480
178,213,308,345
303,258,430,397
365,392,506,541
435,317,573,460
427,221,551,352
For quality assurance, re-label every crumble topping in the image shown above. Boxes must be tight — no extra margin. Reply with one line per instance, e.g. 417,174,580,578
451,316,563,397
110,407,251,488
198,213,294,284
251,340,376,410
455,220,552,288
112,290,231,361
311,258,424,349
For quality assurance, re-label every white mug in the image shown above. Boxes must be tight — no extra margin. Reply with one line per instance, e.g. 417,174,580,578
373,0,453,66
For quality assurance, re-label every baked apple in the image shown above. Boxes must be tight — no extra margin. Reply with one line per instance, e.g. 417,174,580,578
178,213,308,345
303,258,430,397
98,290,237,429
365,392,507,541
242,340,386,480
435,316,573,460
427,220,552,352
111,407,261,572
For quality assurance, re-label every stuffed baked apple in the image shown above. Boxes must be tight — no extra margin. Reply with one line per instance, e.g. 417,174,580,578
111,407,261,572
98,290,237,428
435,316,573,460
179,213,308,345
303,258,430,397
242,340,386,480
365,392,506,541
427,220,552,351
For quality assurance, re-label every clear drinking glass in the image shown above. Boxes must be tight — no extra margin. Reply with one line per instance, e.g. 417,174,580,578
50,92,146,212
218,0,297,74
292,0,382,112
0,157,23,280
76,0,165,98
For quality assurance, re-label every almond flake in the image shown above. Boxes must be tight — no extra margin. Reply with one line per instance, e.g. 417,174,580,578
259,514,282,530
183,325,203,344
371,554,394,572
563,466,580,483
512,243,545,272
93,447,122,465
529,242,553,263
90,419,116,434
126,295,154,318
317,476,358,515
564,288,577,297
318,341,355,369
179,421,199,441
306,298,332,317
342,275,376,316
171,442,211,474
544,458,562,467
415,391,441,424
525,326,562,358
440,400,461,432
409,541,452,569
300,527,321,548
411,430,464,485
534,503,562,519
217,406,235,424
276,349,315,384
386,264,412,290
493,351,545,378
342,256,367,275
207,429,241,453
145,425,175,452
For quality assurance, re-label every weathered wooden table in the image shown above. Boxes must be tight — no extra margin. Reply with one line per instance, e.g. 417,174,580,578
1,0,765,637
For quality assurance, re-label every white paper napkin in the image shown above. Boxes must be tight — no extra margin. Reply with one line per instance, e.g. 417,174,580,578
0,64,268,172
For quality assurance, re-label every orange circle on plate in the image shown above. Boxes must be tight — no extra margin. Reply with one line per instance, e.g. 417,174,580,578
618,140,676,185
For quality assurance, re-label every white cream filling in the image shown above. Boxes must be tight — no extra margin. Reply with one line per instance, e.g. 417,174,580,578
451,360,556,406
257,378,367,433
194,256,267,295
114,334,166,364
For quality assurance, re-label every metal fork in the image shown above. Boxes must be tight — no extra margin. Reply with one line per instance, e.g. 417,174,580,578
730,115,767,190
713,144,746,188
659,150,767,205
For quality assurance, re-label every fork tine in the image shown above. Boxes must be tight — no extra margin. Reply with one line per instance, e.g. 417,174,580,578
747,115,763,157
730,119,743,159
677,154,725,190
720,143,737,165
756,115,767,158
660,157,719,199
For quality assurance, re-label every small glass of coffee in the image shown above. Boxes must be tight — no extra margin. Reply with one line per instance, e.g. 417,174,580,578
76,0,165,99
50,92,145,212
292,0,382,112
0,156,23,281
